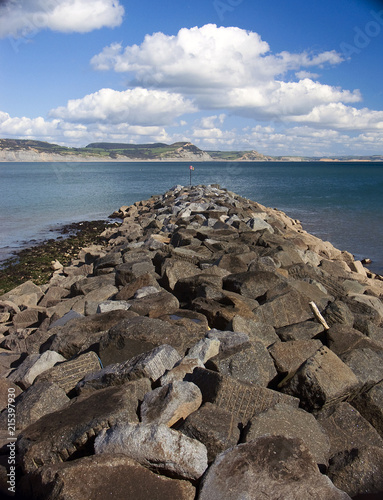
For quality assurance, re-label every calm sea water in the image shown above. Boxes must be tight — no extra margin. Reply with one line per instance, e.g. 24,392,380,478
0,161,382,274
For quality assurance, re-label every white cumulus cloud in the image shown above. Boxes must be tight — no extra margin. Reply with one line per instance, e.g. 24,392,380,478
49,88,197,126
0,0,124,38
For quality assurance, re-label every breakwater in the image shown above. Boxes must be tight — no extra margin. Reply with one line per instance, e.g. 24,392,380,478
0,184,383,499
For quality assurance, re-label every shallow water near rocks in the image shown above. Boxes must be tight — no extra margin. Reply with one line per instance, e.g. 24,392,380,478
0,161,382,274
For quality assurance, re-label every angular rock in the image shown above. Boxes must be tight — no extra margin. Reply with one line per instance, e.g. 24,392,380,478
327,446,383,498
140,381,202,426
206,329,250,355
0,378,22,411
317,402,383,458
0,280,44,307
95,422,208,480
180,402,240,463
206,341,277,386
71,274,116,296
252,288,314,328
187,368,299,426
115,273,161,301
35,351,102,394
3,381,69,430
231,316,279,347
12,308,45,329
161,259,201,291
76,345,180,394
281,346,360,411
340,348,383,390
185,338,220,363
115,258,155,286
244,403,330,466
47,310,137,359
21,454,196,500
98,316,203,366
8,350,66,390
223,271,284,300
352,380,383,438
199,436,350,500
38,286,69,308
269,339,323,376
17,384,146,473
128,289,179,318
160,357,205,386
96,299,131,313
327,324,383,356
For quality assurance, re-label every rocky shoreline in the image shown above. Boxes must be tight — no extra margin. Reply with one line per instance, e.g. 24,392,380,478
1,184,383,499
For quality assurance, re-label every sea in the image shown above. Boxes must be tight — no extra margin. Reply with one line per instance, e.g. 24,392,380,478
0,161,382,275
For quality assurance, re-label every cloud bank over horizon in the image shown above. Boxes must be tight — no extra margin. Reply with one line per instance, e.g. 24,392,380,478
1,23,383,155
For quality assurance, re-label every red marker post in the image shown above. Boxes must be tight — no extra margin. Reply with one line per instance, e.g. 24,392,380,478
189,165,194,186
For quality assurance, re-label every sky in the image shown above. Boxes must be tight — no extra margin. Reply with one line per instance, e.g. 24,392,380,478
0,0,383,156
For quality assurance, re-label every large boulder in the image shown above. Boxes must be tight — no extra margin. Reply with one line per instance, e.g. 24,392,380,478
95,422,208,481
198,436,351,500
21,454,196,500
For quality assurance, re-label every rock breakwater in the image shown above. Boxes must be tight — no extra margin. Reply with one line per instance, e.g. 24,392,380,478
0,184,383,499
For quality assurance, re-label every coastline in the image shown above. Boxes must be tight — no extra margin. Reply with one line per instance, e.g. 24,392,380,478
0,219,117,294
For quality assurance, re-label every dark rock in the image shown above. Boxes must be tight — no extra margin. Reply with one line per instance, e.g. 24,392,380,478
269,339,323,377
128,289,179,318
2,381,69,430
187,367,299,426
352,380,383,438
244,402,330,466
97,316,203,366
252,288,314,328
115,272,160,301
115,258,155,286
206,341,277,386
21,454,196,500
70,274,116,296
180,402,241,463
340,348,383,391
231,316,279,347
46,310,137,359
222,271,285,300
326,324,382,356
17,384,147,473
281,346,359,411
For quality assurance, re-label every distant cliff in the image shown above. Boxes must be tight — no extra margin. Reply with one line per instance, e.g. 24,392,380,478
0,138,382,162
0,139,212,162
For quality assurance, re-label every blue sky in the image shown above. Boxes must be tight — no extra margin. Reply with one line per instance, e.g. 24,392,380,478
0,0,382,156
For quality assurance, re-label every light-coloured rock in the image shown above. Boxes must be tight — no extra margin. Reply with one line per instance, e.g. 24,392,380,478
8,350,66,389
95,422,208,480
96,300,131,314
140,381,202,426
185,338,220,363
160,357,204,386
